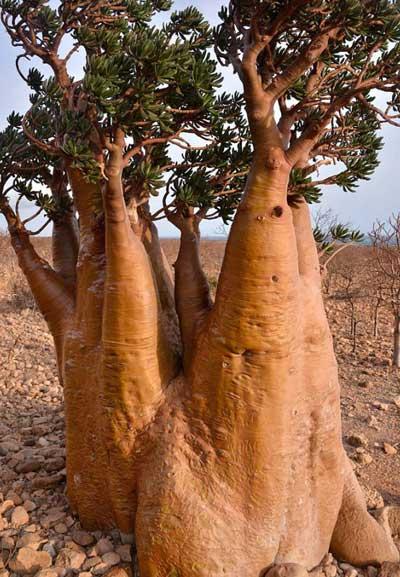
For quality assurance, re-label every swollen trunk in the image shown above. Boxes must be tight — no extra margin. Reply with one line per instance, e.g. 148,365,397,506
133,161,398,575
9,163,398,575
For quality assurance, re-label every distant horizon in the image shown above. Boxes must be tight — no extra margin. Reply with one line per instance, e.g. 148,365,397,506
10,233,230,240
3,232,379,244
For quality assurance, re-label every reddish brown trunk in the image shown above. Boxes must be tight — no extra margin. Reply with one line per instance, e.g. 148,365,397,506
142,220,181,361
99,158,177,530
63,160,178,531
52,212,79,288
63,168,113,528
7,162,398,574
174,224,212,372
50,168,80,288
66,168,105,344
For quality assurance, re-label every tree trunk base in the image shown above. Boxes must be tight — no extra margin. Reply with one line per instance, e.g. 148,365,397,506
58,195,398,575
129,381,399,577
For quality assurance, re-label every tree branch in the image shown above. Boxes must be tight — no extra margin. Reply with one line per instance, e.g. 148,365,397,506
167,210,212,373
0,196,74,371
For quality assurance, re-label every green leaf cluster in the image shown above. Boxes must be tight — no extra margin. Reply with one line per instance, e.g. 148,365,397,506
314,221,364,254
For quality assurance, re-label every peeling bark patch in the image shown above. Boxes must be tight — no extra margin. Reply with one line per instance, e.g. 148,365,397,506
272,206,283,218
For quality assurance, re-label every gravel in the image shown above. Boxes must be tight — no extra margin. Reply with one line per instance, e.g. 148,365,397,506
0,309,134,577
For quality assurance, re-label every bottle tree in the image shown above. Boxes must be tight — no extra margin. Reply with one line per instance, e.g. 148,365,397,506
1,0,400,576
212,0,400,571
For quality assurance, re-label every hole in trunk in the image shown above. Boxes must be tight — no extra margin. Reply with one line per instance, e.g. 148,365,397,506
272,206,283,218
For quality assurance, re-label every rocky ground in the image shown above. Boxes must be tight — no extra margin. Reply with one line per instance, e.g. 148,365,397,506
1,240,400,577
0,307,133,577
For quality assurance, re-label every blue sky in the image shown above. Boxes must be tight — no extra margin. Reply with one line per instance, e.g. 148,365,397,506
1,0,399,236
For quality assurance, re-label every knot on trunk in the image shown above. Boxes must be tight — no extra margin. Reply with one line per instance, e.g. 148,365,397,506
272,206,284,218
105,165,122,178
265,147,287,171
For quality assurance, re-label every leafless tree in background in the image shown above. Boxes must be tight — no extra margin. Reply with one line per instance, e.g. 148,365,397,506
371,215,400,368
313,208,364,283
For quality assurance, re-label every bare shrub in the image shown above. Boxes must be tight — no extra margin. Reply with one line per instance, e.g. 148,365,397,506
370,215,400,368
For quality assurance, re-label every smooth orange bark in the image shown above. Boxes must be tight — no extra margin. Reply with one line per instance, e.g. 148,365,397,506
135,156,339,575
11,230,74,372
174,219,212,372
100,155,178,530
142,220,181,363
52,213,79,288
50,170,79,288
134,160,398,576
63,168,113,528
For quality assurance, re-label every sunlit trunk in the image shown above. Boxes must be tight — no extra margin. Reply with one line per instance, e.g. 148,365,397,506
7,164,398,575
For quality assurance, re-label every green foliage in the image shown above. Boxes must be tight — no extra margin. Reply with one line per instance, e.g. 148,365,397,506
0,116,73,224
14,178,57,217
314,221,364,254
126,0,172,22
167,92,251,222
136,161,165,196
0,118,28,178
216,0,400,206
0,0,249,225
167,6,211,43
3,0,398,229
289,169,322,204
288,103,383,200
27,69,44,92
60,139,101,183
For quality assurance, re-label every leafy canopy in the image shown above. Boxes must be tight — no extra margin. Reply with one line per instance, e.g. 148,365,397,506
0,0,249,229
216,0,400,203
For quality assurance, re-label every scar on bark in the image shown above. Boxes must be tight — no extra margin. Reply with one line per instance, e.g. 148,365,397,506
272,205,284,217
